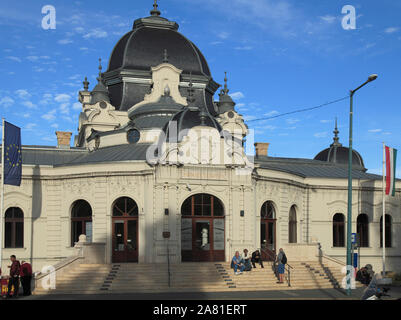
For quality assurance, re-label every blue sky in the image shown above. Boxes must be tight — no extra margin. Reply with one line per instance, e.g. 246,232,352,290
0,0,400,175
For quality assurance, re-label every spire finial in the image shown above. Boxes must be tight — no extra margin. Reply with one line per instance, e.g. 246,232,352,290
220,71,229,95
150,0,161,16
331,117,342,146
97,58,103,80
83,77,89,91
163,49,169,63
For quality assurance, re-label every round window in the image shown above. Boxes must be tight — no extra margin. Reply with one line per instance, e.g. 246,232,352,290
99,101,107,109
228,111,235,119
127,129,140,144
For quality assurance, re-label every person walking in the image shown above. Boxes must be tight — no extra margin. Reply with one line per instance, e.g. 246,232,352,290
276,248,287,284
20,260,32,296
7,255,20,298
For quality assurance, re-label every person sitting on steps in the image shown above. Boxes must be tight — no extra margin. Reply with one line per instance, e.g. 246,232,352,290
251,250,264,269
232,251,245,275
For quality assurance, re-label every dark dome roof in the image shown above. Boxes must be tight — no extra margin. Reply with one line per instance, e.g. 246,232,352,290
128,86,185,129
107,17,211,77
314,120,366,171
163,107,223,143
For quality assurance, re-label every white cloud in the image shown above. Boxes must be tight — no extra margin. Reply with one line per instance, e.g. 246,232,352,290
83,29,108,39
22,101,37,109
58,39,73,45
368,129,382,133
286,118,300,125
264,110,279,117
230,92,245,100
42,109,57,121
6,56,21,63
234,46,253,51
72,102,82,110
60,103,70,115
320,119,331,123
217,31,230,39
319,15,336,24
25,123,37,130
385,27,399,34
314,131,328,138
54,94,71,103
0,96,14,108
15,89,31,99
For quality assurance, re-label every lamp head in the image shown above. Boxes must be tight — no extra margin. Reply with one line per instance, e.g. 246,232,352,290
368,74,378,82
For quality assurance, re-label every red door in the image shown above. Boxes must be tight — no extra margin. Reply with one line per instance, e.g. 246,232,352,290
112,218,138,263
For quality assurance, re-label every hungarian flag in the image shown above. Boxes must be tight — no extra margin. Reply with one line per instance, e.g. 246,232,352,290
385,146,397,196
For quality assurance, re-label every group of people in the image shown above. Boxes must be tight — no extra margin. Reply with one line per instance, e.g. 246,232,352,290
356,264,374,285
231,248,288,284
0,255,32,298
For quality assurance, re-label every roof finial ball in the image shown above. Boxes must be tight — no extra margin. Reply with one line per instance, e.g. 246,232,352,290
150,0,161,16
331,117,342,147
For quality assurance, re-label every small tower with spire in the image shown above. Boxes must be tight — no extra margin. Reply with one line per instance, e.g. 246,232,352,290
217,71,236,114
90,58,110,104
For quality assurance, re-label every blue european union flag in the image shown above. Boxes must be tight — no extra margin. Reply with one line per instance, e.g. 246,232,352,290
3,121,22,186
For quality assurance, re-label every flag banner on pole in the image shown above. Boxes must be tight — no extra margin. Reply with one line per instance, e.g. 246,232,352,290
385,146,397,196
3,121,22,186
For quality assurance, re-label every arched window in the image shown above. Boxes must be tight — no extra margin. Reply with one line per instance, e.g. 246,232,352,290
380,214,392,248
5,207,24,248
71,200,92,246
261,201,275,219
289,206,297,243
181,194,224,217
333,213,345,247
113,197,138,217
357,214,369,247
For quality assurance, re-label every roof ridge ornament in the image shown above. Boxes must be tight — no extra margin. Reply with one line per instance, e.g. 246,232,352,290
83,77,89,91
150,0,161,16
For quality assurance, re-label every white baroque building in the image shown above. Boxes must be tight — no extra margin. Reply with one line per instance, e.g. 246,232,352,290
1,5,400,274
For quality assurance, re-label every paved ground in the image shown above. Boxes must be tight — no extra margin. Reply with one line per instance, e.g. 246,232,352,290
15,286,401,300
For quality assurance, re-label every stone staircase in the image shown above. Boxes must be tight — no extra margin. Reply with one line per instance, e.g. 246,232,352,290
33,260,361,295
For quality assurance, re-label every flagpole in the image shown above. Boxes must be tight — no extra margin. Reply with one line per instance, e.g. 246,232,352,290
0,118,5,272
382,142,386,277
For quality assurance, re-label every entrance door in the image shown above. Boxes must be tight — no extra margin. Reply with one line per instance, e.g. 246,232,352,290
181,194,225,262
112,218,138,263
112,197,139,263
260,201,276,261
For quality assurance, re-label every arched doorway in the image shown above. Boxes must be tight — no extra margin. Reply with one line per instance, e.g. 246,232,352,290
289,205,297,243
112,197,139,263
260,201,276,261
181,194,225,262
71,200,92,246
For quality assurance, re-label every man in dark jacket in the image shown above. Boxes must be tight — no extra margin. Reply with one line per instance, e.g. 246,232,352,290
20,261,32,296
251,250,264,268
7,255,20,298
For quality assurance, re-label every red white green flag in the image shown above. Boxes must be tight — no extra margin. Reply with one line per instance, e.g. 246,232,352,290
385,146,397,196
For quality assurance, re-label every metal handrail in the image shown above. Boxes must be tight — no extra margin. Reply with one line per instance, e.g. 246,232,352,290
260,248,293,287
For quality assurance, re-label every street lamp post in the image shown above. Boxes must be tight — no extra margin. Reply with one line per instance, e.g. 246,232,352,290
346,74,378,296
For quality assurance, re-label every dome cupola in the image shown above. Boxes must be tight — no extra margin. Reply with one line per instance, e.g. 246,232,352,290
314,119,366,171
